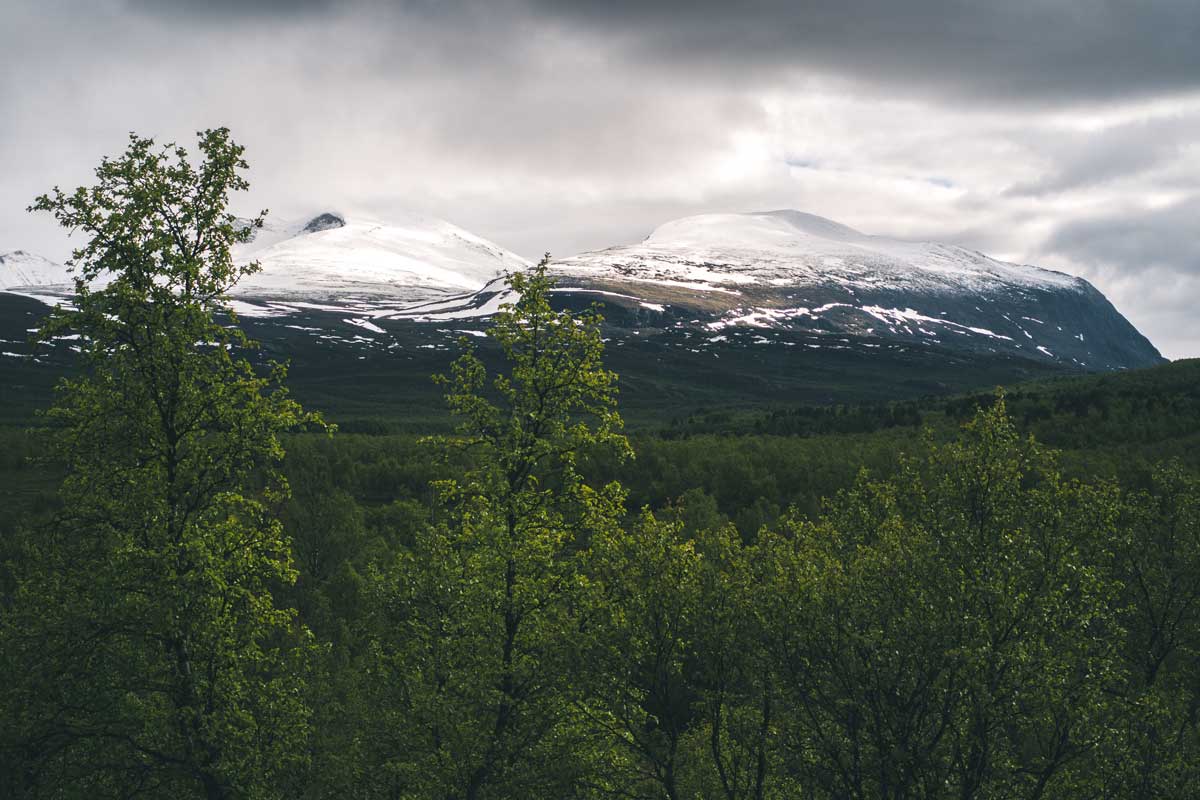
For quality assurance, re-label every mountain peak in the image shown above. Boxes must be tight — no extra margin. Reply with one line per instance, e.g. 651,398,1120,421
0,249,73,288
643,209,870,251
752,209,866,238
0,207,1164,371
2,210,530,312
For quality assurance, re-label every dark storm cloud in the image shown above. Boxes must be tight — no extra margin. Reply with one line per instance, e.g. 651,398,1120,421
526,0,1200,105
104,0,1200,106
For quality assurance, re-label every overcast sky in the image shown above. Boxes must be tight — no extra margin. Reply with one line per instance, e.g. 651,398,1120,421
3,0,1198,357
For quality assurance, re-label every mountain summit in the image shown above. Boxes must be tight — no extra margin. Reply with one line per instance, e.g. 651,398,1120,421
233,210,529,306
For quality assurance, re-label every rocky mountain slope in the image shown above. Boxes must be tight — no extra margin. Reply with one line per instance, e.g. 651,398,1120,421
535,211,1164,371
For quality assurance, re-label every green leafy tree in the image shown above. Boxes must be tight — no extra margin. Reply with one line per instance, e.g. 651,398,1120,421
1103,462,1200,797
766,400,1123,799
363,259,631,799
582,512,782,800
689,523,780,800
583,510,703,799
0,129,322,799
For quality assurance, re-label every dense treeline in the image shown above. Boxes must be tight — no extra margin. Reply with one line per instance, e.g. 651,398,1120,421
1,132,1199,799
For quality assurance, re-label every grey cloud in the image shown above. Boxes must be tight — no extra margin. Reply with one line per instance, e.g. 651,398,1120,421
1007,115,1199,197
125,0,337,19
122,0,483,26
1045,197,1200,276
0,0,768,262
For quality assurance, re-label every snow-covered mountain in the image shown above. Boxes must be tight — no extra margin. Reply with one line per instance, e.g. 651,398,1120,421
554,210,1082,295
0,249,75,291
1,208,1164,372
233,210,528,307
532,210,1164,371
0,211,529,317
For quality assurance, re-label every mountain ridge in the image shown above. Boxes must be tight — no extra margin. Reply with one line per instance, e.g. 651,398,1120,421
1,208,1165,372
540,210,1162,371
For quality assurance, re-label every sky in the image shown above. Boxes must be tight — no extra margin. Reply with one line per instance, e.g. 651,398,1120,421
2,0,1198,358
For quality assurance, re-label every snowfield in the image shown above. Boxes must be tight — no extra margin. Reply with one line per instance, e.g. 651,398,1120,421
234,210,528,303
549,210,1086,296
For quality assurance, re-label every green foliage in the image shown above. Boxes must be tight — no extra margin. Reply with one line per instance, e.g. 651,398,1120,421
582,510,704,798
765,400,1123,798
580,512,781,800
434,256,631,507
359,259,631,799
1102,463,1200,797
0,130,322,799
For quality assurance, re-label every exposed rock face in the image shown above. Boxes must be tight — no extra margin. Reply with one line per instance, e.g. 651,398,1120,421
301,212,346,234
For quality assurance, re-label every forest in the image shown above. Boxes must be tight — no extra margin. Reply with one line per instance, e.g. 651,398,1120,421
1,131,1199,800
